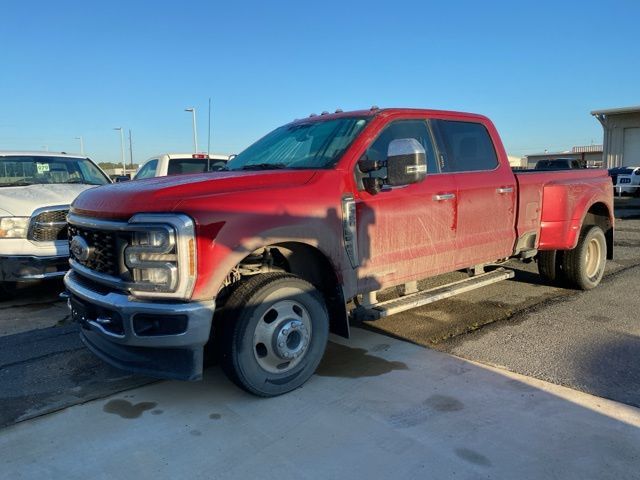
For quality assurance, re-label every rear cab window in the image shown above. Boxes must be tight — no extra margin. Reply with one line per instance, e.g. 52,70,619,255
167,158,209,175
432,120,499,173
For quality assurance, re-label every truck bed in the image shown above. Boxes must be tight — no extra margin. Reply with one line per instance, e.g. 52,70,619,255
514,168,613,252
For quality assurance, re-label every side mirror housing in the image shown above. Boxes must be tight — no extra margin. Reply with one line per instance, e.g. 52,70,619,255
386,138,427,186
114,175,130,183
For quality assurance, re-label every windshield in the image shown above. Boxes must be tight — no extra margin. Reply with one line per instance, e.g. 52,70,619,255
225,117,369,171
609,167,636,175
0,156,110,187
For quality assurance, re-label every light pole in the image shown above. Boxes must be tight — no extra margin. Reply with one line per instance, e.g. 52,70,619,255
75,136,84,155
184,107,198,153
113,127,125,174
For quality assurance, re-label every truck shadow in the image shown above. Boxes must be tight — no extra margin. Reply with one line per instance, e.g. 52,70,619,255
573,333,640,409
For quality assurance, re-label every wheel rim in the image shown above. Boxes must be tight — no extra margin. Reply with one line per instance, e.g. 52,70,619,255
585,237,602,278
252,300,312,374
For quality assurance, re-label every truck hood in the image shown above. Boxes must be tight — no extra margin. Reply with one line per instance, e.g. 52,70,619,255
0,184,98,217
71,170,317,218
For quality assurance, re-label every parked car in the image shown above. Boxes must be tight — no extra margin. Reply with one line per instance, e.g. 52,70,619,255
608,166,640,196
133,153,230,180
535,158,586,170
64,108,613,396
0,152,110,295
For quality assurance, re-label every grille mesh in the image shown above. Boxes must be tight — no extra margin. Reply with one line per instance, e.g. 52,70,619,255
29,209,69,242
68,224,122,277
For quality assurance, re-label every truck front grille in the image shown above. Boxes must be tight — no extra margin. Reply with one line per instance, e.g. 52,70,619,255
28,208,69,242
68,224,126,277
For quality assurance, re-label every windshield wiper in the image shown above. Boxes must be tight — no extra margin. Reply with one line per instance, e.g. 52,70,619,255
62,179,104,185
237,163,288,171
0,181,35,187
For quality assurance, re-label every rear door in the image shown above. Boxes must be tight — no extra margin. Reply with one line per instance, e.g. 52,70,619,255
355,119,458,292
432,119,516,266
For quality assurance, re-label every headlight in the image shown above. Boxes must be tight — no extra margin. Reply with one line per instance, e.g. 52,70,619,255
125,228,178,291
124,214,197,299
0,217,29,239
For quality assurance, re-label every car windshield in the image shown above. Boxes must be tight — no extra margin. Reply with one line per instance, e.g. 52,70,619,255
0,156,110,187
609,167,635,175
225,117,369,171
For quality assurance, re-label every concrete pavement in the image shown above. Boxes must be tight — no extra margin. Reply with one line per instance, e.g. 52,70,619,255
1,327,639,480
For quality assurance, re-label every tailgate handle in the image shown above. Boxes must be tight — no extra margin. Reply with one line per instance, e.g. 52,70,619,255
433,193,456,201
496,187,514,194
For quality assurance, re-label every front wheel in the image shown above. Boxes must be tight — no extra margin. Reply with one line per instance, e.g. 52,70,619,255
562,225,607,290
218,273,329,397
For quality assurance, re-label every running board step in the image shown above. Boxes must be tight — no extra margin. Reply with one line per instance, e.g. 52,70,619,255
353,268,515,321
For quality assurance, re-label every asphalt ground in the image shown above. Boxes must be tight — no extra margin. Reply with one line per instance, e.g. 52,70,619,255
1,198,639,428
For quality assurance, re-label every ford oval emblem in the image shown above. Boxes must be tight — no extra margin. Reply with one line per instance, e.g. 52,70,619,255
70,235,93,262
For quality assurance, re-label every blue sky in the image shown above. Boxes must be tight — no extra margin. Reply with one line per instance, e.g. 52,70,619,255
1,0,638,164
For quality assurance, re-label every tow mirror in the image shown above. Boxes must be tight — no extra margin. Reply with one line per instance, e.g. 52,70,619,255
386,138,427,186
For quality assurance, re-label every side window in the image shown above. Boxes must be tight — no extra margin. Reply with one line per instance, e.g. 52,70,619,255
433,120,498,173
167,158,208,175
363,120,438,179
134,159,158,179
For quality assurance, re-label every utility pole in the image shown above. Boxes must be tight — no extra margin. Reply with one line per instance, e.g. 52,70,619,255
128,129,134,169
184,107,198,153
207,98,211,170
75,136,84,155
113,127,125,174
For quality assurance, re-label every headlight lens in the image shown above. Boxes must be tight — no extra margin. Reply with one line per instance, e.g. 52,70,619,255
125,228,178,292
0,217,29,239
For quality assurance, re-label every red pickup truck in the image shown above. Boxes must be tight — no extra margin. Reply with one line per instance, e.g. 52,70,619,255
64,108,613,396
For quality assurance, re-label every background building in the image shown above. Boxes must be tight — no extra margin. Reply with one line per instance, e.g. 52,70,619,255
523,145,603,169
592,106,640,168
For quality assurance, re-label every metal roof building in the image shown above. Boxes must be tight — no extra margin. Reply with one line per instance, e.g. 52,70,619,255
592,105,640,168
523,145,603,169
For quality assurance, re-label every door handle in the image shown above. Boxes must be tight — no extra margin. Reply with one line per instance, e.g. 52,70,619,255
433,193,456,201
496,187,514,194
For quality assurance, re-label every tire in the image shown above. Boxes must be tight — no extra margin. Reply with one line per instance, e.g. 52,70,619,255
218,273,329,397
537,250,564,285
0,282,16,300
562,225,607,290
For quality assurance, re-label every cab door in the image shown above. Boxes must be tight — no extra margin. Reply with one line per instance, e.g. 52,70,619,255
431,119,516,266
355,119,458,293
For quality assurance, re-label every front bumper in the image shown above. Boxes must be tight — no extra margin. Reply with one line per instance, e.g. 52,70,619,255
64,270,216,381
0,255,68,282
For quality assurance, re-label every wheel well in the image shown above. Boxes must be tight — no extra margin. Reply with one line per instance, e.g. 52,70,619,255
220,242,349,338
583,202,614,260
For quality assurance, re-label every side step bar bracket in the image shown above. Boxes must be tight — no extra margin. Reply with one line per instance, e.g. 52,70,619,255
352,268,514,321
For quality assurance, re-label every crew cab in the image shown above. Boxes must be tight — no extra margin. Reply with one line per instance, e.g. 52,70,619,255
0,152,110,295
133,153,230,180
63,108,614,396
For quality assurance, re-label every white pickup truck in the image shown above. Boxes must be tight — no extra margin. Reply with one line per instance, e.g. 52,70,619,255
0,152,110,295
133,153,231,180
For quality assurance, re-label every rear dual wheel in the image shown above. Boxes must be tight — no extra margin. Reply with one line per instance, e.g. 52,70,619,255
218,273,329,397
538,225,606,290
